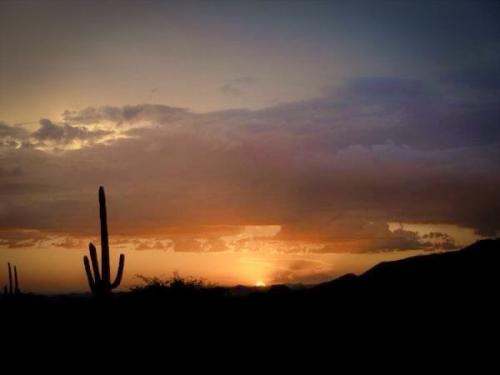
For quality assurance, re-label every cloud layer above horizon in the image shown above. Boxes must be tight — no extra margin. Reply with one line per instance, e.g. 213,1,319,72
1,74,499,255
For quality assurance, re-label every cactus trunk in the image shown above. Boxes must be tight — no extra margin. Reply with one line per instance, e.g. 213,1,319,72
8,262,12,295
14,266,19,294
83,186,125,298
99,187,111,289
4,263,21,296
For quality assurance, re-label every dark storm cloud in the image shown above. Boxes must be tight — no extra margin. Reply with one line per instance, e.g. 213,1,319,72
62,105,190,126
324,77,500,149
31,119,113,144
1,75,500,251
0,121,29,148
210,76,499,153
0,122,29,139
309,227,457,254
31,119,65,141
53,75,500,153
0,118,116,149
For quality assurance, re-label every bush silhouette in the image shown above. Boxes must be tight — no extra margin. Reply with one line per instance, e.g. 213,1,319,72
131,274,207,295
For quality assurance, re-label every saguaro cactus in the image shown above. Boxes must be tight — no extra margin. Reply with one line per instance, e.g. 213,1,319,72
83,186,125,297
3,262,21,296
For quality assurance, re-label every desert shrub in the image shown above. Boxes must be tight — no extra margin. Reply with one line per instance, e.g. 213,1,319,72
129,273,212,298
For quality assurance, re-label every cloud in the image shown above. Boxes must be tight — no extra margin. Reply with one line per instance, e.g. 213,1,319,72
269,259,334,284
135,239,171,251
1,75,499,252
420,232,457,250
173,239,204,253
0,121,29,148
0,122,29,139
31,118,113,146
61,104,190,126
172,237,229,253
0,229,55,249
31,119,65,141
53,236,85,249
0,119,116,151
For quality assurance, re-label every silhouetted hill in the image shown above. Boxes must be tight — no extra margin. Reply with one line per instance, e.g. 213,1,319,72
309,239,500,322
316,239,500,295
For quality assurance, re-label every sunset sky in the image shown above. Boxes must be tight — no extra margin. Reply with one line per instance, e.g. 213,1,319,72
1,0,500,293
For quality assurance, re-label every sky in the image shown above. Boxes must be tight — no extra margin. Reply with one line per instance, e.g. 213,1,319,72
1,0,500,293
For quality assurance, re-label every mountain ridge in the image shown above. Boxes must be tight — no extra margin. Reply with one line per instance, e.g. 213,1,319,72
315,238,500,293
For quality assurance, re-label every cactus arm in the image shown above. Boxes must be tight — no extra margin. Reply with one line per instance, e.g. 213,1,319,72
8,262,12,295
99,186,111,285
110,254,125,289
14,265,19,294
83,256,96,293
88,243,101,283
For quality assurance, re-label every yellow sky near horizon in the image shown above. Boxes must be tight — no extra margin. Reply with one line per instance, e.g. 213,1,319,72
0,222,481,294
1,245,429,294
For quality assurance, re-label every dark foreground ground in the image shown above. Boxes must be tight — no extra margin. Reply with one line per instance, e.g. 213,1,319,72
1,241,499,364
2,239,499,329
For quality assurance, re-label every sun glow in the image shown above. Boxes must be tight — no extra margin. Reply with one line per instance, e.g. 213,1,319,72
255,280,266,287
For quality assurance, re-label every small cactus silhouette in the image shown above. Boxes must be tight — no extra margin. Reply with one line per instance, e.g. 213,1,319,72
3,262,21,296
83,186,125,297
